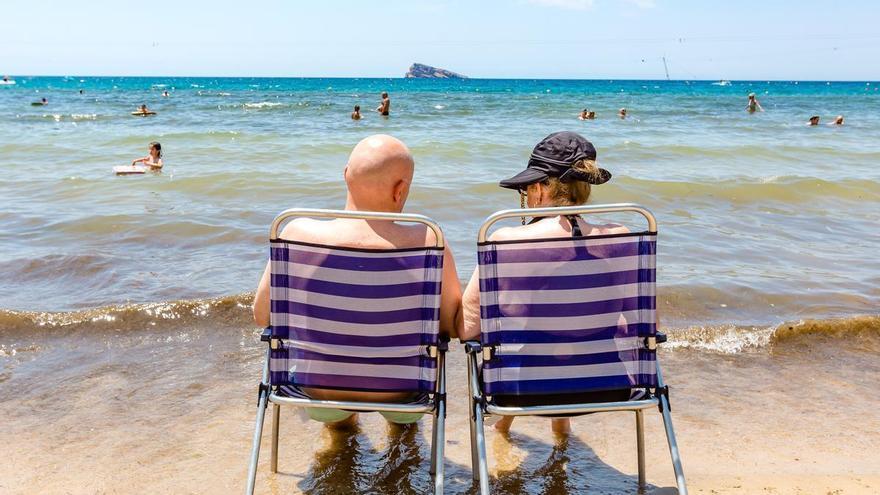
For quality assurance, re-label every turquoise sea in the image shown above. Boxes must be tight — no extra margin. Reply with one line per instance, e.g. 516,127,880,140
2,77,878,329
2,76,880,494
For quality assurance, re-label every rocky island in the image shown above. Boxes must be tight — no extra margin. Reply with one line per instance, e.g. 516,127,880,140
404,63,467,79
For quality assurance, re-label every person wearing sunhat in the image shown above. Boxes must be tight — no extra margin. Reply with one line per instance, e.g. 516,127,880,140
458,131,628,435
747,92,764,113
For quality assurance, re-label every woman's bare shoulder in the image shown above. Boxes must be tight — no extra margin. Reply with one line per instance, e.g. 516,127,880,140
588,222,630,235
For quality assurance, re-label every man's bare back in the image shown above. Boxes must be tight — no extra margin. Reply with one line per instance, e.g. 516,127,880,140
253,134,462,406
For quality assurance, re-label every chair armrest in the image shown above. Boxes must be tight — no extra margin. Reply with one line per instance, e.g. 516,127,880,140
463,340,482,354
260,327,272,342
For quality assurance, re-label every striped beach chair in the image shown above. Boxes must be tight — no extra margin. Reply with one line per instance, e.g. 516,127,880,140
246,209,449,495
464,203,687,494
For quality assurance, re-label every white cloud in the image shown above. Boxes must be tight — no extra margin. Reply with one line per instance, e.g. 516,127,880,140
527,0,655,10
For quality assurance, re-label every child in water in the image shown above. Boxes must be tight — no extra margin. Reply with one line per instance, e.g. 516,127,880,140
131,142,163,170
351,105,362,120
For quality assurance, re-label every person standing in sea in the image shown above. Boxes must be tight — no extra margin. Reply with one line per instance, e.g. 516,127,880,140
747,92,764,113
376,91,390,116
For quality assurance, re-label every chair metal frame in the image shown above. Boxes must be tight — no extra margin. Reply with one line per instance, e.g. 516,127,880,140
246,208,448,495
465,203,687,495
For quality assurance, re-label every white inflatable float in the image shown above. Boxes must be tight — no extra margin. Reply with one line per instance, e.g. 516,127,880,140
113,165,149,175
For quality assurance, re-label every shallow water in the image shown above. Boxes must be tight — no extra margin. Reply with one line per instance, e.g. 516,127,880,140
1,77,879,493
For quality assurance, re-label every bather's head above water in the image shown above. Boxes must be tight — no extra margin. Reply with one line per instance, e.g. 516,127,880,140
499,131,611,208
344,134,414,213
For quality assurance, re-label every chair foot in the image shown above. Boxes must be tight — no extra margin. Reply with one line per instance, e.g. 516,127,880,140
245,387,269,495
636,409,646,490
660,395,688,495
270,403,280,473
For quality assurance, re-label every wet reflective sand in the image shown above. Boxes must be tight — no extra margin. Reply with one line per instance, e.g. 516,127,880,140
1,307,878,494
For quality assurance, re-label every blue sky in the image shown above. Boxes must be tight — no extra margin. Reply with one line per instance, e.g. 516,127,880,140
2,0,878,79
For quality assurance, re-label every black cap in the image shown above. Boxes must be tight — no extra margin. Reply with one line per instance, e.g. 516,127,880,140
499,131,611,190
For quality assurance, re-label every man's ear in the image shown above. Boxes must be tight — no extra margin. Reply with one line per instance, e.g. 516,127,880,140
392,179,407,206
343,165,349,181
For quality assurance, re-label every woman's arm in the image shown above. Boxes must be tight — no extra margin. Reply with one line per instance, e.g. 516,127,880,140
253,262,271,327
460,268,481,341
438,247,463,339
131,156,146,165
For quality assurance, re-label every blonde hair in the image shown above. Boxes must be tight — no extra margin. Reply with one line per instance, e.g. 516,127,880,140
543,159,599,206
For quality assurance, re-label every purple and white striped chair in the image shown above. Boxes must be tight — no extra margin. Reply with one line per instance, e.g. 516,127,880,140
246,209,448,495
464,203,687,495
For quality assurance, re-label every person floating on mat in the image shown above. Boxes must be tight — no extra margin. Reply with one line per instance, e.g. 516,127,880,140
252,134,463,429
460,131,624,436
131,142,163,170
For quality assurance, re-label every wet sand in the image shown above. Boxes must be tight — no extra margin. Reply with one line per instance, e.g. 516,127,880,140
1,304,878,494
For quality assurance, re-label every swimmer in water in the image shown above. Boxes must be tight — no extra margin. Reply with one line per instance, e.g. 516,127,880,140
79,89,84,95
747,93,764,113
587,110,595,119
829,115,844,125
578,109,589,120
131,142,163,170
40,98,48,105
618,108,627,119
376,91,390,116
351,105,362,120
136,104,151,114
807,116,820,126
162,90,170,97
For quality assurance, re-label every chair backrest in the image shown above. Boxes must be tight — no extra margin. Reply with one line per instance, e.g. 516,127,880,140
477,204,658,396
268,209,444,394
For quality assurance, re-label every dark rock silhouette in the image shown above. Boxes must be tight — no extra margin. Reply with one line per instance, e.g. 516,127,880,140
404,63,467,79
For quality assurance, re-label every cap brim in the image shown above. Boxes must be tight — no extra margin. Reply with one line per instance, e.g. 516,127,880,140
499,168,548,190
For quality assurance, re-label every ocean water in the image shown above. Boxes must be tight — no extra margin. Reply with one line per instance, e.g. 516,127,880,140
2,77,880,494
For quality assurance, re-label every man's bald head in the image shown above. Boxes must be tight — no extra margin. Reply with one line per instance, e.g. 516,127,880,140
344,135,414,212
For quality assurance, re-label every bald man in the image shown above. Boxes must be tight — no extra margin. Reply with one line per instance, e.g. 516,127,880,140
253,135,462,427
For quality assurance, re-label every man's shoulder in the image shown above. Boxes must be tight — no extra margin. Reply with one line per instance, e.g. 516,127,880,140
278,218,325,243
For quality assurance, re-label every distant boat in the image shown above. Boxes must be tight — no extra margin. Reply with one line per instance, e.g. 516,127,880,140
712,80,732,86
0,77,15,86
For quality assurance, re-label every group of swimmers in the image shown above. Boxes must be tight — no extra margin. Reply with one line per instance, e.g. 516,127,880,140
747,92,844,126
578,108,628,120
351,91,391,120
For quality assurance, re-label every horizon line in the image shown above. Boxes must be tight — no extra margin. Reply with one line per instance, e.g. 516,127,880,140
4,74,879,83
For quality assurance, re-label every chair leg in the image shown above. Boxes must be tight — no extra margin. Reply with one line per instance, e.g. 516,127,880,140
659,395,688,495
430,407,439,475
245,387,269,495
468,398,480,481
473,403,491,495
636,409,646,492
432,398,446,494
270,403,280,473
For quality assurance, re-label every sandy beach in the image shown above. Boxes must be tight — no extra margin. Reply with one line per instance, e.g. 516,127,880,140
2,300,877,494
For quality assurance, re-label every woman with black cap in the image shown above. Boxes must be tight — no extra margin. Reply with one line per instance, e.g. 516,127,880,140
459,131,626,435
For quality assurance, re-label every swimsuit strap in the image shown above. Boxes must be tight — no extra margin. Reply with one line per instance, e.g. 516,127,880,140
527,214,583,237
566,215,582,237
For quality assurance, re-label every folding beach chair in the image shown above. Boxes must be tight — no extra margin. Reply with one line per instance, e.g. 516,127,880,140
464,203,687,494
246,208,448,495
